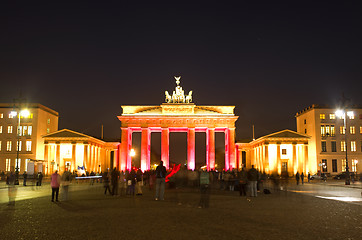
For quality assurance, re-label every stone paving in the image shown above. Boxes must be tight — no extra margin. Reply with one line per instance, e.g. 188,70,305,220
0,182,361,240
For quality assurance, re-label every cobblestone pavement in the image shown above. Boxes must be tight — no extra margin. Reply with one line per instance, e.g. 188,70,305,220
0,182,361,240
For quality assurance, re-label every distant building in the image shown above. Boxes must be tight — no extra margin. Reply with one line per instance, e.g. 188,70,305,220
236,129,310,176
43,129,119,175
0,103,59,173
295,104,362,175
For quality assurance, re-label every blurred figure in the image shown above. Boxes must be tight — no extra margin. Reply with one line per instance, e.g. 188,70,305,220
51,170,61,202
307,172,311,183
23,171,27,186
111,168,119,196
62,171,71,201
296,172,300,185
136,169,143,195
238,167,248,196
126,169,136,196
155,161,166,201
198,168,210,208
103,171,111,195
7,166,17,206
37,172,43,186
300,172,304,184
247,165,258,197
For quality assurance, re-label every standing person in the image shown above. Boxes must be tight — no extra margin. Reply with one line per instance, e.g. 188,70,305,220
198,168,210,208
296,172,300,185
111,167,119,196
247,165,258,197
7,167,17,206
307,172,311,183
238,167,248,196
23,171,27,186
300,172,305,184
50,170,61,202
155,161,167,201
103,171,111,195
136,169,143,195
38,172,43,186
126,169,136,196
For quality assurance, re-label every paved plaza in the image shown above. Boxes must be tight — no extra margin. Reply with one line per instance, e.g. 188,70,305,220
0,180,361,240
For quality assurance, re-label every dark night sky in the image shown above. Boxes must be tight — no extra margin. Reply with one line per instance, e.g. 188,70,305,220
1,2,362,144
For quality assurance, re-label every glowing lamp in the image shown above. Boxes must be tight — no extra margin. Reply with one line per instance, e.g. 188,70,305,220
20,109,30,118
335,110,344,118
130,148,136,157
347,111,354,119
10,111,17,117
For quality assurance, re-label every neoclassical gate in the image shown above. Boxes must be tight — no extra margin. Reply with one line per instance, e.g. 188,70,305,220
117,77,239,171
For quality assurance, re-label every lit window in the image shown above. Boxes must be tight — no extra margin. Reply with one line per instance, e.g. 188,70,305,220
0,113,3,118
0,126,2,133
15,158,21,171
325,125,330,136
8,126,13,134
28,126,32,136
329,114,335,119
0,141,1,151
351,159,358,172
17,141,22,151
360,126,362,134
348,112,354,120
330,125,335,136
47,128,50,134
340,126,345,135
282,149,287,155
342,159,346,172
8,113,14,118
25,159,29,171
351,141,356,152
22,126,27,136
320,114,325,120
6,159,11,171
17,126,22,136
350,126,355,134
26,141,31,151
7,141,12,151
321,125,326,136
341,141,346,152
47,118,50,124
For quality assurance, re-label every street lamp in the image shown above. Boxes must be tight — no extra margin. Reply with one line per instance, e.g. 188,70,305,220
130,148,136,168
335,109,353,185
10,109,30,185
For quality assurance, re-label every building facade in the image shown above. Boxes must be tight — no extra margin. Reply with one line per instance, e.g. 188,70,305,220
43,129,119,175
0,103,59,173
295,104,362,175
236,130,310,176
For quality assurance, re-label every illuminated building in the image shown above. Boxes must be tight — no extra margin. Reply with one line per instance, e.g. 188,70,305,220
295,104,362,175
118,76,238,171
0,103,59,173
43,129,119,174
236,130,310,176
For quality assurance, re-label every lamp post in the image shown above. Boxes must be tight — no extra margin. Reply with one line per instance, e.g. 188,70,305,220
335,109,353,185
11,109,30,185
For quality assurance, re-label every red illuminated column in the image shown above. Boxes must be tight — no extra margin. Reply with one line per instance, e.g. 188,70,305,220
229,128,236,170
207,128,215,171
187,128,195,170
224,129,230,170
141,128,151,172
161,128,170,169
120,128,129,171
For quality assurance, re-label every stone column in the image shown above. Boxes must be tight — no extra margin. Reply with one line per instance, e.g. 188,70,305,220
304,144,308,173
292,143,297,174
56,143,61,172
229,128,236,170
224,129,230,170
120,128,129,171
72,143,76,172
44,143,49,175
187,128,195,170
277,143,281,175
84,144,88,171
207,128,215,171
141,128,151,171
161,128,170,169
264,144,269,174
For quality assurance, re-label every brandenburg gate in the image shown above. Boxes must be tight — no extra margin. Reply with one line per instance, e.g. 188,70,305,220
118,77,239,171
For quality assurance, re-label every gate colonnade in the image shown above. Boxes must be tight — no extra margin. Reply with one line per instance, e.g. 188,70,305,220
118,104,238,171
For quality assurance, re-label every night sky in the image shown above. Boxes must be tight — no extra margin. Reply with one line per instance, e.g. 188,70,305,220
1,2,361,147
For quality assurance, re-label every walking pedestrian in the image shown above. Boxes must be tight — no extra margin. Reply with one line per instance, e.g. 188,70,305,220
38,172,43,186
296,172,300,185
111,167,119,195
247,165,258,197
301,172,304,184
307,172,311,183
155,161,167,201
51,170,61,202
62,171,71,201
238,167,248,196
23,171,27,186
103,171,111,195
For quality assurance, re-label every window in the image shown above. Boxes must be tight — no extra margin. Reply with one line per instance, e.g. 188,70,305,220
351,141,356,152
340,126,345,134
360,126,362,134
26,141,31,151
325,125,330,136
6,159,11,171
282,149,287,155
28,126,32,136
0,126,2,133
321,141,327,152
331,141,337,152
350,126,355,134
0,141,1,151
332,159,337,172
15,158,21,171
0,113,3,118
330,125,335,136
320,114,325,120
322,159,327,172
25,159,29,171
6,141,12,151
47,128,50,134
305,129,307,134
329,113,335,119
321,125,326,136
17,126,22,136
341,141,346,152
352,159,358,172
8,113,14,118
8,126,13,134
348,113,355,120
17,141,22,151
342,159,346,172
304,119,306,124
47,118,50,124
22,126,27,136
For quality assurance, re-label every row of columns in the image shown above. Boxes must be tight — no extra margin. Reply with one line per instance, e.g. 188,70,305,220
120,127,236,171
